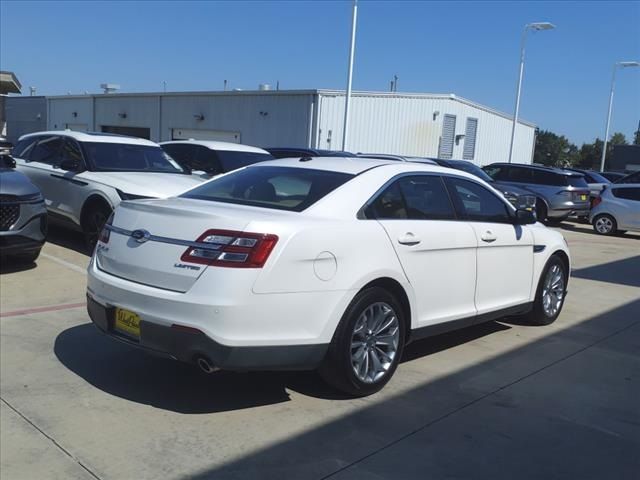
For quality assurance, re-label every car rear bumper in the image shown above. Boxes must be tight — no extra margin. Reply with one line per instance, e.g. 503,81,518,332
87,294,328,370
548,205,590,219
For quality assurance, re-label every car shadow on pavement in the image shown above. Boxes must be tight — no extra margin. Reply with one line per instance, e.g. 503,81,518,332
46,223,89,256
0,257,38,274
572,255,640,288
54,320,509,414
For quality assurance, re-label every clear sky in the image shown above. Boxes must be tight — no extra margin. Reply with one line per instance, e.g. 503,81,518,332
1,0,639,145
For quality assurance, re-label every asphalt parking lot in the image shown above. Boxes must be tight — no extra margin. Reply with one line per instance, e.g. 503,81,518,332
1,221,639,480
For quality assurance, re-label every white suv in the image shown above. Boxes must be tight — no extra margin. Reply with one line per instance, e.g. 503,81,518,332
13,131,204,249
160,140,273,178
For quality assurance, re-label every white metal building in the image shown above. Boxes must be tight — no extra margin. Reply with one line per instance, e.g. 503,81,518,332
11,89,536,165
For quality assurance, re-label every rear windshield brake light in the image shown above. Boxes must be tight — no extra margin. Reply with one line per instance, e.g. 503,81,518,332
180,229,278,268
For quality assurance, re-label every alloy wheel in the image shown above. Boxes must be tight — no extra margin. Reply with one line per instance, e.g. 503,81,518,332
594,216,613,234
541,264,564,318
350,302,400,384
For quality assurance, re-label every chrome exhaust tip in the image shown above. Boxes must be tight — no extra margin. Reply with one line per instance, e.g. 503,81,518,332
196,356,218,374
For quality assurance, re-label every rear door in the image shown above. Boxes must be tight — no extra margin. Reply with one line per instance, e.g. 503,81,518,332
368,174,478,327
445,176,534,314
611,187,640,230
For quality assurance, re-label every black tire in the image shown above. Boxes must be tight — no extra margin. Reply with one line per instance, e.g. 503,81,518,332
319,287,406,397
525,255,568,326
15,249,41,264
82,203,112,253
535,200,547,223
592,214,617,236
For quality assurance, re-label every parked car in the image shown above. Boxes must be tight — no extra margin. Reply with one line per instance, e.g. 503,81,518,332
614,171,640,184
600,171,627,182
482,163,590,223
160,140,274,178
0,154,47,263
266,147,355,159
87,157,570,396
431,159,537,212
564,168,610,201
12,131,204,250
590,184,640,235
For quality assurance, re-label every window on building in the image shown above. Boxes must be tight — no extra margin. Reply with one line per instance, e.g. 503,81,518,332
462,118,478,160
438,114,456,159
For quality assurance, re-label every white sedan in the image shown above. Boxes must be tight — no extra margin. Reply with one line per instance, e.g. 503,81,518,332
87,157,570,396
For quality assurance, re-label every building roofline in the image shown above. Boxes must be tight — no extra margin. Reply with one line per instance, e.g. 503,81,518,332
0,71,22,94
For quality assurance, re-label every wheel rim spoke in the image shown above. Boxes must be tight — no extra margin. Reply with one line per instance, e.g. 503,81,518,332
351,301,400,384
542,265,564,317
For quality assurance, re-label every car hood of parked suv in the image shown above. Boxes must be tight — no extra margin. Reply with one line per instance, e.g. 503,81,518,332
79,171,205,198
0,168,42,197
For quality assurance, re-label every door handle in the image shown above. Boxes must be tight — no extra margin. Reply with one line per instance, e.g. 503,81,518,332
480,230,497,243
398,233,421,246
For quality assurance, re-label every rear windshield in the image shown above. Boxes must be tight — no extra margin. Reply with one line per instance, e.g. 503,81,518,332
565,176,589,188
181,166,354,212
83,142,185,173
217,151,274,171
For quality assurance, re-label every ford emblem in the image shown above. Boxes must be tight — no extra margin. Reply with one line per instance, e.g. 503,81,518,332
131,229,151,244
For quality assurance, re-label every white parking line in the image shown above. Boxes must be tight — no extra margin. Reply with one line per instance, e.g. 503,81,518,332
40,253,87,275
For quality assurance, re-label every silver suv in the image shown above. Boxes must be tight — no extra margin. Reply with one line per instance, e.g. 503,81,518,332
483,163,590,223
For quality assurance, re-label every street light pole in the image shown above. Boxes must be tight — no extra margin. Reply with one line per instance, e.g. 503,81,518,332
342,0,358,151
599,61,640,172
507,22,555,163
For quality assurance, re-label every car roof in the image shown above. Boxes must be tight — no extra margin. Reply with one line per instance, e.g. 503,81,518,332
247,156,475,178
160,140,269,154
19,130,158,147
487,162,584,176
609,183,640,188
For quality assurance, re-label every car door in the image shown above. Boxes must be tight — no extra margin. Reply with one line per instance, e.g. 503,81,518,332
15,136,65,214
611,187,640,230
444,176,534,315
367,174,478,327
50,138,91,224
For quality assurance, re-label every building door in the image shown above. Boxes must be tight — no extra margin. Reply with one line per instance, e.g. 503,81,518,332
171,128,240,143
438,114,456,159
101,125,151,139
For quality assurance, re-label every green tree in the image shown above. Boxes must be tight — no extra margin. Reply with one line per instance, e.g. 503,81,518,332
578,139,603,170
634,128,640,145
533,130,579,167
609,132,628,146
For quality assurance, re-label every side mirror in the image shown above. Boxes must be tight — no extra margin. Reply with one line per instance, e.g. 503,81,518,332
59,158,81,171
515,208,536,225
0,154,16,168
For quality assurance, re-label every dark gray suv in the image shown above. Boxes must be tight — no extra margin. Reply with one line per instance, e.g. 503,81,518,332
0,154,47,263
483,163,590,223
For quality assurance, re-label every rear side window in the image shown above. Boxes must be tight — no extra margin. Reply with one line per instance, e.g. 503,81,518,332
398,176,455,220
181,166,353,212
612,188,640,201
616,171,640,184
508,167,534,183
445,177,512,223
483,165,505,180
565,176,589,188
161,144,196,165
216,151,274,171
531,170,564,186
30,136,64,165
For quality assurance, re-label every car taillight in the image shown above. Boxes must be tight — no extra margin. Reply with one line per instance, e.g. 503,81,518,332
180,229,278,268
97,213,114,244
592,196,602,208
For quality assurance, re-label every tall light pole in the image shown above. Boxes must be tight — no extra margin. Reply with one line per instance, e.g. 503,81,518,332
341,0,358,151
508,22,555,163
599,61,640,172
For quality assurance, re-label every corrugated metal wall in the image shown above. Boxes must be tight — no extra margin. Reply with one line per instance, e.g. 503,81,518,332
48,97,93,131
316,93,535,165
5,96,47,143
159,93,312,147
